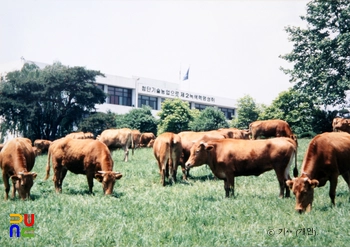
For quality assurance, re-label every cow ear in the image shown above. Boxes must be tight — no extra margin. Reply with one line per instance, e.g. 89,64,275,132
309,179,319,188
205,145,214,151
285,179,294,189
114,173,123,180
10,175,20,183
31,172,37,180
95,173,103,182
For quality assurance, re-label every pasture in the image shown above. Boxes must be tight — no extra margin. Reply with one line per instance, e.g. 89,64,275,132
0,138,349,246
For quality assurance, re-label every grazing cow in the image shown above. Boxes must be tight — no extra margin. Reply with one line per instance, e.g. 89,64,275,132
0,138,37,200
286,132,350,213
178,131,226,178
97,128,134,162
65,131,94,139
45,138,122,195
139,132,156,147
153,132,183,186
33,139,52,155
332,118,350,133
185,138,298,198
0,143,4,152
131,129,142,152
249,119,297,143
226,128,250,139
147,139,155,148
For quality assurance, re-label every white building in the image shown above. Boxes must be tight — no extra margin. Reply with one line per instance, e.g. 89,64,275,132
0,59,237,120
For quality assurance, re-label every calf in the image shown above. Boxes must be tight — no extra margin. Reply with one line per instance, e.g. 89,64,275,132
286,132,350,213
45,138,122,195
185,138,298,198
0,138,37,200
153,132,183,186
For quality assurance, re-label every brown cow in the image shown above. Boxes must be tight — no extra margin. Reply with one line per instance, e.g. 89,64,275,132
286,132,350,213
178,131,226,178
97,128,134,162
147,139,155,148
223,128,250,139
153,132,183,186
45,138,122,195
0,138,37,200
131,129,142,152
332,118,350,133
33,139,52,155
185,138,298,198
249,119,297,143
65,131,94,139
139,132,156,147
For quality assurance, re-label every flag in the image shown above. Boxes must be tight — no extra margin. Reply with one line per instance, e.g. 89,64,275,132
182,67,190,81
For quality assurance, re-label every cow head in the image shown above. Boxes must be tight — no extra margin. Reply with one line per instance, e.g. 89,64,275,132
95,171,123,195
286,177,319,213
185,142,213,170
10,172,37,200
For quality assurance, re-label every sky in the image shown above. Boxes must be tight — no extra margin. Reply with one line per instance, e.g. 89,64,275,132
0,0,310,105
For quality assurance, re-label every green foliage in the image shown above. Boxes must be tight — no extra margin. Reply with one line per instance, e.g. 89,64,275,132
0,62,105,141
231,95,261,129
115,106,158,134
280,0,350,107
157,98,193,135
189,106,229,131
78,111,117,137
1,140,350,246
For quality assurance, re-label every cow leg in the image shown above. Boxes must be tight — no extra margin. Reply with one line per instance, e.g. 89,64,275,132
124,146,129,162
11,180,16,199
3,174,10,200
224,175,235,198
86,172,94,194
274,168,287,198
58,168,68,193
341,171,350,192
329,175,338,206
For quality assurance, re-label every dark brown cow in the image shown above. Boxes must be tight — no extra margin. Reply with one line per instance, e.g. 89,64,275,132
178,131,226,177
0,138,37,200
97,128,134,162
185,138,298,198
286,132,350,213
139,132,156,147
153,132,183,186
33,139,52,155
45,138,122,195
332,118,350,133
249,119,297,143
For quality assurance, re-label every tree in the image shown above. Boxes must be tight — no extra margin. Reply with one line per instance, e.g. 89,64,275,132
78,111,116,138
115,106,158,134
231,95,261,129
280,1,350,108
157,98,193,135
0,62,106,140
189,106,229,131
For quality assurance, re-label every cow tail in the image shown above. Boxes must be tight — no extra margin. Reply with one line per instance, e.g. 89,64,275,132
131,134,135,155
293,147,298,177
44,148,52,180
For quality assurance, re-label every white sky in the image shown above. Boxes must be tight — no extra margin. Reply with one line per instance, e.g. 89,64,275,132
0,0,309,105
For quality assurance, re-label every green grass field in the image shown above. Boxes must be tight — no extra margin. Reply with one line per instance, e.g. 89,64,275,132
0,138,349,246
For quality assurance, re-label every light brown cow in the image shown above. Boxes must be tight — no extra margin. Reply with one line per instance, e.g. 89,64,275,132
131,129,142,152
220,128,251,139
45,138,122,195
332,118,350,133
286,132,350,213
249,119,297,143
139,132,156,147
97,128,134,162
0,138,37,200
332,117,343,132
65,131,94,139
153,132,183,186
185,138,298,198
33,139,52,155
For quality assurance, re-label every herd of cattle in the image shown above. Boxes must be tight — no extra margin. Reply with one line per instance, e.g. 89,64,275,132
1,118,350,214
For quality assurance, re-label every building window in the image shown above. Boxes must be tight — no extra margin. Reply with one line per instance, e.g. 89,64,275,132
96,83,104,91
108,86,132,106
219,107,235,120
194,103,208,111
138,95,158,110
